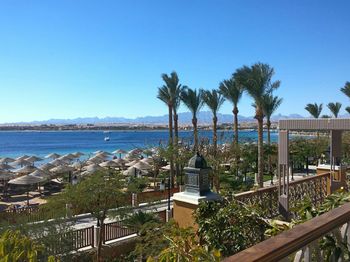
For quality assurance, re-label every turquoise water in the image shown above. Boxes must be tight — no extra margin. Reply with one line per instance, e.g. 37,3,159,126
0,130,279,158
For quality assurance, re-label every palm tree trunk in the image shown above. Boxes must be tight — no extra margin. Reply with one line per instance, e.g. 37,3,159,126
233,105,239,176
192,116,198,152
256,108,264,188
168,105,175,188
213,115,218,154
174,112,180,186
233,106,239,144
267,118,271,175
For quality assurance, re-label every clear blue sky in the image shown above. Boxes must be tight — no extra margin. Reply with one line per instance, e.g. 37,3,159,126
0,0,349,123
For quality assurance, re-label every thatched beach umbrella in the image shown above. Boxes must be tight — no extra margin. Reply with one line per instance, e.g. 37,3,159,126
123,166,148,177
45,153,61,160
97,151,112,155
9,174,46,205
58,155,74,163
64,153,77,159
16,155,30,161
126,159,140,167
99,160,119,168
29,169,52,180
113,158,127,167
26,156,43,165
93,150,104,155
0,170,15,197
0,157,15,164
49,159,67,166
88,155,105,164
83,164,103,175
40,163,55,171
0,170,15,180
50,165,75,183
0,163,15,170
50,165,75,173
11,159,32,167
133,161,152,171
72,152,85,158
14,165,38,175
112,149,127,158
71,161,85,170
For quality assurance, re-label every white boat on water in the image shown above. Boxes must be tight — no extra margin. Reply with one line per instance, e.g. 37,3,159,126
104,136,110,141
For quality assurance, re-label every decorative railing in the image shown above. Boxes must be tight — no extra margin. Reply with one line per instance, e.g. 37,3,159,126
235,173,330,218
225,202,350,262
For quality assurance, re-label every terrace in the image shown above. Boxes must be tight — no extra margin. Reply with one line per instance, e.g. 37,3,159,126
223,118,350,261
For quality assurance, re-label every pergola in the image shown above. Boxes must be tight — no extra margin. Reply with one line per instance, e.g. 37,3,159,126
278,118,350,217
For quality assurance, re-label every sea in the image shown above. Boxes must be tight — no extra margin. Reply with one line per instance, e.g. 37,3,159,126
0,130,285,158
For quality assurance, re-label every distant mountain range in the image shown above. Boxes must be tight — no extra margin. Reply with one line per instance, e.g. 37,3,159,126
2,112,310,126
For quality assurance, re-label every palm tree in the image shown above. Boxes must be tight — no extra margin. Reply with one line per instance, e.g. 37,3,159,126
180,87,204,152
261,94,282,176
305,103,323,140
340,81,350,98
341,82,350,116
234,63,280,188
157,75,175,188
219,77,243,144
262,95,283,145
201,89,225,153
161,72,184,185
327,102,342,118
305,103,323,118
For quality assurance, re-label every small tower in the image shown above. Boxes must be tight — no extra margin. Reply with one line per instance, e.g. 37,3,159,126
172,153,221,228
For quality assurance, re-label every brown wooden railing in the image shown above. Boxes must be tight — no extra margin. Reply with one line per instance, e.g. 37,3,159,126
73,226,94,249
102,220,137,243
0,189,176,224
46,226,94,254
102,209,169,244
235,173,329,218
225,202,350,262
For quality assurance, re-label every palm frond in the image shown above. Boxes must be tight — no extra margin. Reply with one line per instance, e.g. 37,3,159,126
201,89,225,117
346,107,350,114
305,103,323,118
219,78,243,106
262,95,283,119
180,87,204,117
340,82,350,98
233,63,280,108
327,102,342,118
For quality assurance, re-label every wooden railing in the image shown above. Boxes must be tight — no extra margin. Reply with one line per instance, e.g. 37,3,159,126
225,202,350,262
73,226,94,249
102,209,169,243
0,188,176,224
46,226,94,254
235,173,329,218
102,220,137,243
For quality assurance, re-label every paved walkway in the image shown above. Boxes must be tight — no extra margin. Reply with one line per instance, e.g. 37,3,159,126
70,200,173,230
